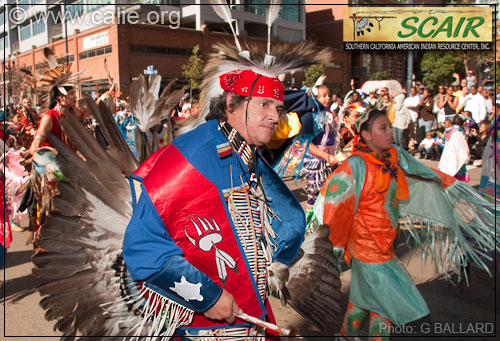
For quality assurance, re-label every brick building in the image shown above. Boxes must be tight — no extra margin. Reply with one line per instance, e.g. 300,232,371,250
1,0,317,108
305,0,410,94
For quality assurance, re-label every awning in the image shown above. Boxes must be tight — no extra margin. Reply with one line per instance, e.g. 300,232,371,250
361,80,403,96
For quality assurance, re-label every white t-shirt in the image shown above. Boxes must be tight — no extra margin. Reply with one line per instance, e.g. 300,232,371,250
463,93,486,122
420,137,434,149
403,95,420,122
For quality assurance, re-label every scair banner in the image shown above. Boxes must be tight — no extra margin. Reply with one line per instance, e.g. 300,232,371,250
343,7,493,51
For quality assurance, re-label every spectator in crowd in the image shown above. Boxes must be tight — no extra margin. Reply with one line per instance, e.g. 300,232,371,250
465,69,478,89
403,87,421,152
364,91,377,108
457,86,469,113
429,125,446,161
438,85,458,123
468,122,490,166
392,90,408,148
375,87,389,109
434,85,446,105
416,88,434,143
438,116,470,182
345,90,362,108
463,85,487,123
380,94,392,112
330,93,342,112
418,131,435,159
417,86,425,97
453,79,468,104
482,89,493,122
190,99,200,117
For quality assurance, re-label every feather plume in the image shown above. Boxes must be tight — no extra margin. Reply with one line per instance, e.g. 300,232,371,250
177,40,332,135
129,75,183,162
312,74,327,96
22,48,89,108
266,0,282,55
209,0,242,52
44,47,58,70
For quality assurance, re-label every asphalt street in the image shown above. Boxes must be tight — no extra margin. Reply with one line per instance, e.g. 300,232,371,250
1,159,498,340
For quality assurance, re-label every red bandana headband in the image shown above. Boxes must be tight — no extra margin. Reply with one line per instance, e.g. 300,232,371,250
219,69,284,102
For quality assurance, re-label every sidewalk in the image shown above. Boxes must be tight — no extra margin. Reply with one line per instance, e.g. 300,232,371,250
1,159,497,340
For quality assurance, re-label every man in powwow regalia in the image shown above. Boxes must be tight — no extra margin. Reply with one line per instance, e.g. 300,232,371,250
122,30,334,340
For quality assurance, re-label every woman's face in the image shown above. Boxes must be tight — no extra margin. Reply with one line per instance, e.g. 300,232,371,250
352,92,361,101
361,114,393,154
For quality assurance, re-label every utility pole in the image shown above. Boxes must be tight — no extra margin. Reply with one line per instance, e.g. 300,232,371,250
406,0,414,94
63,0,69,64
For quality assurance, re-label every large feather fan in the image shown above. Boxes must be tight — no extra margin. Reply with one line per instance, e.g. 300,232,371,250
268,224,342,332
177,40,332,135
31,110,152,338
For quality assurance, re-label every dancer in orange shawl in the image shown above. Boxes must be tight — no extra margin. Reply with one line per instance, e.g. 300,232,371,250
307,109,498,340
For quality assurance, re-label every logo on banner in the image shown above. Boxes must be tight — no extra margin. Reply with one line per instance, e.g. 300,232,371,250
343,6,493,50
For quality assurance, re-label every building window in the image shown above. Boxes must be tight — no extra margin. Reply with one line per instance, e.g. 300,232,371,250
130,44,191,56
18,0,31,11
20,23,32,41
67,0,84,17
362,53,371,75
0,36,8,50
280,0,301,22
79,46,112,60
244,0,267,16
387,55,393,78
86,0,111,12
375,54,384,72
141,0,181,5
396,58,403,81
32,18,46,36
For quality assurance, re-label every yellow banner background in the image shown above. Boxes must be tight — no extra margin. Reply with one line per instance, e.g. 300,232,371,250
343,7,492,42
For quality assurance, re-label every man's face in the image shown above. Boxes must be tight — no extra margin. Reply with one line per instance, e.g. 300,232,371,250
470,86,477,95
445,120,452,129
481,89,488,98
22,98,32,109
316,87,331,108
228,95,284,147
461,80,467,88
410,87,416,96
462,87,469,96
447,87,454,96
438,86,445,94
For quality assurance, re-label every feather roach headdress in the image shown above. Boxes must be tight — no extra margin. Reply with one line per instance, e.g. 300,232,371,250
21,48,91,107
177,1,332,135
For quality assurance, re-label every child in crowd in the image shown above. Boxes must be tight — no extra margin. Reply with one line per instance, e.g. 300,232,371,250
307,109,497,340
418,131,434,159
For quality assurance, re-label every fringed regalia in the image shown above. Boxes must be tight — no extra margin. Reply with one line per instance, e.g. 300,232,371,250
273,90,339,205
308,143,498,325
123,119,305,338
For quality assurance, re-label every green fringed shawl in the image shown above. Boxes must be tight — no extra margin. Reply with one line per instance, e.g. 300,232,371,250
306,146,498,283
397,146,498,283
